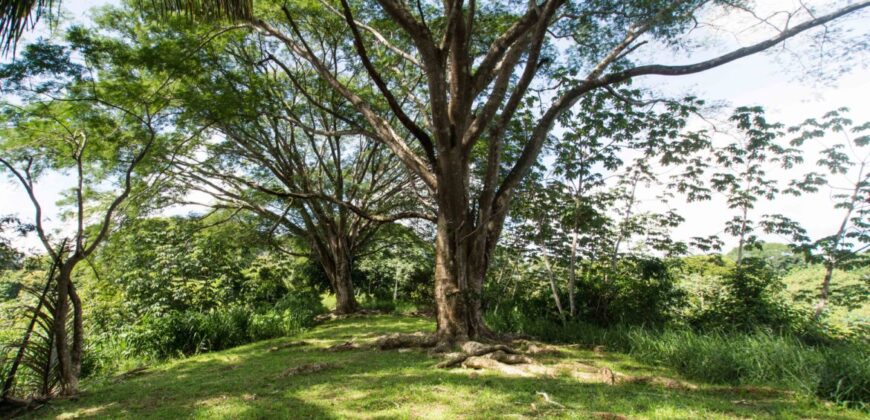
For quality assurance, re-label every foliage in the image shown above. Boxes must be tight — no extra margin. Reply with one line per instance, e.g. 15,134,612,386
690,258,798,332
485,255,685,330
725,243,804,275
124,292,324,360
354,223,434,308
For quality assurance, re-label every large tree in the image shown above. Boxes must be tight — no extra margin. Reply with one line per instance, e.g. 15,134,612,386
145,20,428,314
238,0,869,345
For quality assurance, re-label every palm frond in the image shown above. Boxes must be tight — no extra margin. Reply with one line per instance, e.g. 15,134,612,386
1,240,66,400
147,0,254,21
0,0,55,55
0,0,253,55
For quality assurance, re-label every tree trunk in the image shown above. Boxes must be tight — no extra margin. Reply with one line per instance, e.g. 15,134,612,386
736,205,748,265
433,220,491,344
312,233,360,315
332,262,358,315
52,262,77,396
814,261,835,319
69,282,84,381
431,155,501,345
568,230,578,318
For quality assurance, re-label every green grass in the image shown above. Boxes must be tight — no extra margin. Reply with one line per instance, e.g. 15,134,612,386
31,315,866,419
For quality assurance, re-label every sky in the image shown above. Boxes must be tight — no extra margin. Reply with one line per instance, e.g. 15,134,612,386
0,0,868,254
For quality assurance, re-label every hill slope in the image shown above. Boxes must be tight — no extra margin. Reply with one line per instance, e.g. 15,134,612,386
31,315,863,419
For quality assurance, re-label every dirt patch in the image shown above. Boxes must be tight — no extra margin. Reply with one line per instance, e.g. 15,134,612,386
268,341,308,352
326,341,366,352
111,366,149,382
280,362,341,377
619,375,697,390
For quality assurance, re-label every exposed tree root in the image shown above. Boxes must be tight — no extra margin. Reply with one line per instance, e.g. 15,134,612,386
434,341,625,385
512,339,563,356
370,332,698,392
436,342,525,368
618,375,697,390
374,332,437,350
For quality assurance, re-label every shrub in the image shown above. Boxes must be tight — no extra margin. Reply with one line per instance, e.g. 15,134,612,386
125,292,325,359
690,258,798,332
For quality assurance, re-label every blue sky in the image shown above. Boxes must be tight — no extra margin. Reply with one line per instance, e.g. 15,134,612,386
1,0,868,254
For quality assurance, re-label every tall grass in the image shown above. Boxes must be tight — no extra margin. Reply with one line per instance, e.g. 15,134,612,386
488,314,869,407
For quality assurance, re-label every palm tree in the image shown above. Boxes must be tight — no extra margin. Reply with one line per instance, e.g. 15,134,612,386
0,0,253,53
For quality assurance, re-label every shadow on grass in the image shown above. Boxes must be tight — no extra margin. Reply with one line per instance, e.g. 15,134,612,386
32,315,861,419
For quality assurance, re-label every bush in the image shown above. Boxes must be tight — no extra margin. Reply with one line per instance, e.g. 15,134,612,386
125,292,325,359
359,296,397,313
690,258,798,332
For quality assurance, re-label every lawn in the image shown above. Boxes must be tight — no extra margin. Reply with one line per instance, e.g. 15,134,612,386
30,315,865,419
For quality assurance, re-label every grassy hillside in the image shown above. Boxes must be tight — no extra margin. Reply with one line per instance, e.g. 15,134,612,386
28,315,864,419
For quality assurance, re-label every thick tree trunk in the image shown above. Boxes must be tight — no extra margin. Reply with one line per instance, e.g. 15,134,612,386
432,155,501,345
433,221,492,344
319,238,358,315
332,262,358,315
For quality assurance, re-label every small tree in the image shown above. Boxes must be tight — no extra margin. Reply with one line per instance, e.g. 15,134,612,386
709,107,804,264
786,109,869,319
0,37,180,394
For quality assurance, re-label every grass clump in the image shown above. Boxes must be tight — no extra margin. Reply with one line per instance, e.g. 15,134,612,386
489,315,869,407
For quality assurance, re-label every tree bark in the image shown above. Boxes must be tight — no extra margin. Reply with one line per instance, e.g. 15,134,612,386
52,262,77,396
433,218,492,344
332,261,358,315
69,282,84,381
319,238,359,315
432,155,501,345
814,261,834,319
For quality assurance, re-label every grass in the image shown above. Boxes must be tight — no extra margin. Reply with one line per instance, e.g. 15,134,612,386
30,315,867,419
